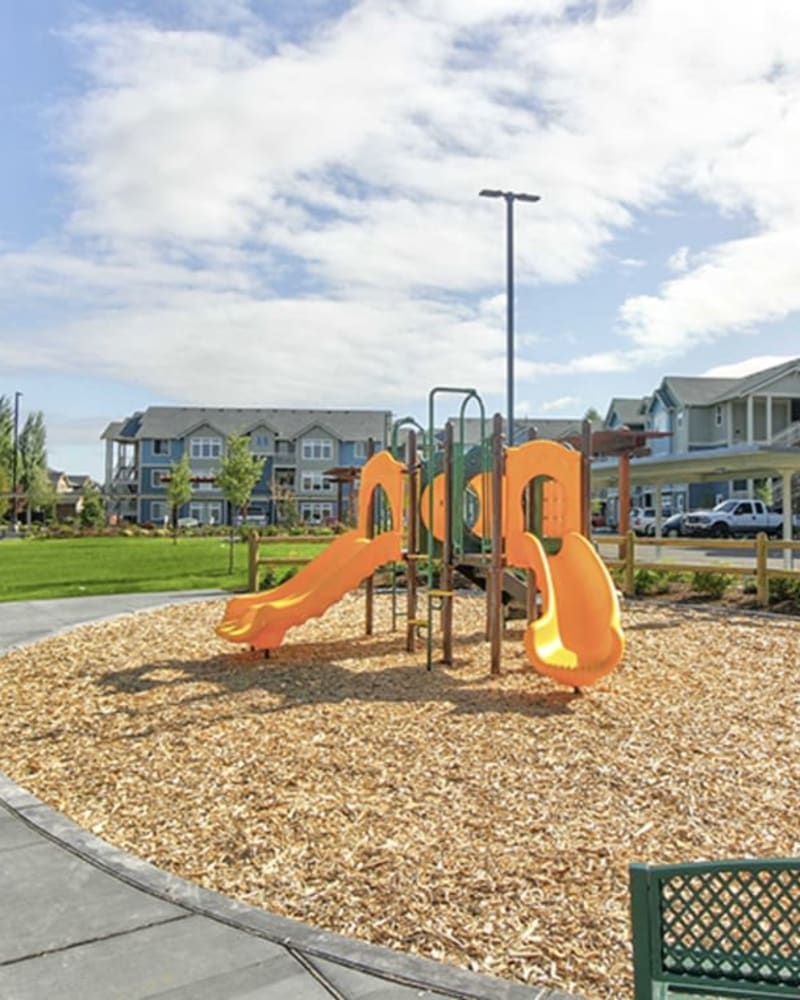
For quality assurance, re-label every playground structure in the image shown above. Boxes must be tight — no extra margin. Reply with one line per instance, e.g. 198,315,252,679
217,388,624,687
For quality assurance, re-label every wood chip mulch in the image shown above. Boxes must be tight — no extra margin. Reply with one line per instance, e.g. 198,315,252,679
1,593,799,1000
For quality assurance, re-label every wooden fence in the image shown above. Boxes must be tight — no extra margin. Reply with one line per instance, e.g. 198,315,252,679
247,535,327,592
598,532,800,606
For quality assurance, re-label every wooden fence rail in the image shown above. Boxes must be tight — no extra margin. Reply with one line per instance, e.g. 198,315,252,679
595,531,800,606
247,535,328,592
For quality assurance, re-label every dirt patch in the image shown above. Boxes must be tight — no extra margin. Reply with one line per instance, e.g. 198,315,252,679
2,593,799,1000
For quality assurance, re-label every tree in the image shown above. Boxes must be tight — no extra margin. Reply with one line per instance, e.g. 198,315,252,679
19,411,47,525
583,406,603,425
166,453,193,543
0,396,11,523
25,465,56,523
80,481,106,529
216,434,266,572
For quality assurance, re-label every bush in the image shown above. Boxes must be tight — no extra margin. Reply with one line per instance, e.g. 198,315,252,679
633,568,673,595
691,570,734,599
768,577,800,606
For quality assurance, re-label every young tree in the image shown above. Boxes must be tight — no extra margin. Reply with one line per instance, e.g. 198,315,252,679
18,411,47,525
25,465,56,523
216,434,266,572
0,397,14,523
79,481,106,529
166,453,193,543
583,406,603,425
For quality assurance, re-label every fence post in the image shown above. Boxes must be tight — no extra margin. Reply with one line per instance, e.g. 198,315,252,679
629,864,655,1000
248,533,260,593
756,531,768,607
624,530,635,596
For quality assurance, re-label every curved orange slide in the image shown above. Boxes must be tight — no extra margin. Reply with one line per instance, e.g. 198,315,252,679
216,451,404,651
505,440,624,687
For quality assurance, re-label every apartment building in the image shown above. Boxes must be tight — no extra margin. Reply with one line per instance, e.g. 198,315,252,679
599,356,800,516
102,406,392,525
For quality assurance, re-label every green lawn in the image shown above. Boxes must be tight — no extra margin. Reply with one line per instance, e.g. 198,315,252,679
0,535,329,602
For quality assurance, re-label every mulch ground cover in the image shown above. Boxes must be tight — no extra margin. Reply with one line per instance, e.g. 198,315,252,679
1,593,799,999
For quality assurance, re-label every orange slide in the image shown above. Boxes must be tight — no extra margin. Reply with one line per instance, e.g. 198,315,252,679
216,450,404,651
505,440,624,687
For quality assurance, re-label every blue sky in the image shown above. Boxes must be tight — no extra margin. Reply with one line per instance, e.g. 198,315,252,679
1,0,798,480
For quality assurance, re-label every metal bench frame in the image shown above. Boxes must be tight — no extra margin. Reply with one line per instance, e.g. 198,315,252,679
630,858,800,998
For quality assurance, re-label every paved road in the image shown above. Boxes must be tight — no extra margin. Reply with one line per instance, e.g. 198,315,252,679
0,592,578,1000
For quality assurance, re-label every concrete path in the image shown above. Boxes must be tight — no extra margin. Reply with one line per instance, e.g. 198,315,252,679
0,592,580,1000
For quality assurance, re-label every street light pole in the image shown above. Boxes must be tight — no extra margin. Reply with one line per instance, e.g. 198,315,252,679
479,188,540,445
12,391,21,526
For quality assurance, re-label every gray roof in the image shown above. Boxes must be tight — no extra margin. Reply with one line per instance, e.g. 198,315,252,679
659,357,800,408
604,396,649,428
710,356,800,402
108,406,392,443
660,376,740,406
451,416,583,446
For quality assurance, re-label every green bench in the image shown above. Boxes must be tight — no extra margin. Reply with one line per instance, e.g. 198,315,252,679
630,858,800,998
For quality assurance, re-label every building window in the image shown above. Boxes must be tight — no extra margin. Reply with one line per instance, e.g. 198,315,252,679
715,405,723,427
153,439,170,456
151,501,165,522
151,470,166,488
354,441,367,459
302,438,333,461
676,410,683,427
301,472,332,493
189,502,222,525
300,502,334,523
194,478,215,491
190,436,223,459
251,433,270,454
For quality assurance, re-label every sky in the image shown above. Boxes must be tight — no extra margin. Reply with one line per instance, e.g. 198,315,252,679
1,0,799,481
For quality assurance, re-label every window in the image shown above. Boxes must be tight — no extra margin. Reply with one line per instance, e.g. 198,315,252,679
301,472,332,493
302,438,333,461
153,439,170,456
676,410,683,427
354,440,367,459
714,405,723,427
190,502,222,525
190,436,223,460
251,433,270,454
736,502,753,515
151,470,166,488
151,501,165,522
300,502,334,523
194,478,215,491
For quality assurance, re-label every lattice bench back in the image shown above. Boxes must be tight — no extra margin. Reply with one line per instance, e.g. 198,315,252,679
630,858,800,998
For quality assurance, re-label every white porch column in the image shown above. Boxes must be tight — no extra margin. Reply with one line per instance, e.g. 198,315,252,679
746,395,754,444
766,395,773,442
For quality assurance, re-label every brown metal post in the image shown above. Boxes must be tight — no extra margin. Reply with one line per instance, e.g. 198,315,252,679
441,423,454,665
525,426,537,622
618,451,631,562
405,431,418,652
248,533,260,593
581,419,592,538
756,531,768,607
489,413,504,674
365,437,375,635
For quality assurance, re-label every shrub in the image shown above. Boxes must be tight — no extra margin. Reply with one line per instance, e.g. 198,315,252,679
768,577,800,606
691,570,733,599
633,568,673,595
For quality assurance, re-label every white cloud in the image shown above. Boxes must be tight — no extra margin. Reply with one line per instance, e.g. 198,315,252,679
667,246,690,273
703,355,797,379
5,0,800,416
540,395,579,412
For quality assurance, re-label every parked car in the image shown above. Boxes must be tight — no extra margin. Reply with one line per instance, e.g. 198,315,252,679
659,512,685,537
681,499,782,538
631,507,673,536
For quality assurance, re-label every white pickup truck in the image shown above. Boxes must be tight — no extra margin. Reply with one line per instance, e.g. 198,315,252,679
681,499,783,538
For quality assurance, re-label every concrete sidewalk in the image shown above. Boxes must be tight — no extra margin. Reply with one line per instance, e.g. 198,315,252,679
0,593,580,1000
